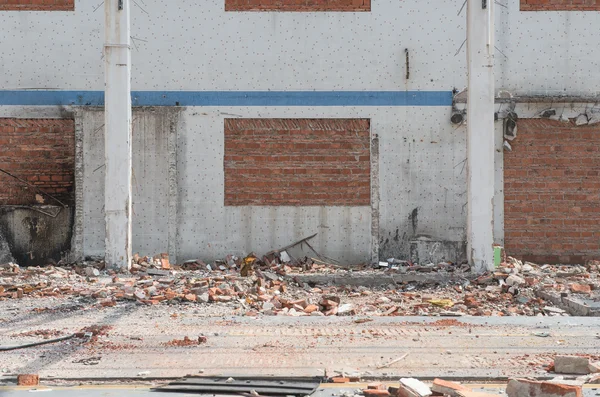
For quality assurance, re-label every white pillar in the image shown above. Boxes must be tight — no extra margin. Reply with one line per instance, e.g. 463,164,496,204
104,0,132,270
467,0,495,273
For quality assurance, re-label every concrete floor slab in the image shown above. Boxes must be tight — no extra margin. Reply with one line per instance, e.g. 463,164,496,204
1,301,600,381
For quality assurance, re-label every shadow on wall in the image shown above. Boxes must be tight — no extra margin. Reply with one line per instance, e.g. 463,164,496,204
0,206,73,266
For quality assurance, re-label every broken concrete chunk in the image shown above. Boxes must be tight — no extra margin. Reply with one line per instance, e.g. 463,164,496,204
337,303,356,316
543,306,566,314
554,356,592,375
397,378,432,397
575,114,589,126
279,250,291,263
506,378,582,397
197,293,209,303
85,267,100,277
506,274,525,287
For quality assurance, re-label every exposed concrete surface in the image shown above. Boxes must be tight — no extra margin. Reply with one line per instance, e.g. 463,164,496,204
409,237,467,265
80,108,180,260
1,300,599,380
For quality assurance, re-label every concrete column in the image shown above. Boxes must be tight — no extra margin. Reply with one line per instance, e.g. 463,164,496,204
467,0,495,273
104,0,132,270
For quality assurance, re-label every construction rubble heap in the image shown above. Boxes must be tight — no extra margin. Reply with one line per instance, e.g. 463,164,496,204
0,253,599,317
331,367,600,397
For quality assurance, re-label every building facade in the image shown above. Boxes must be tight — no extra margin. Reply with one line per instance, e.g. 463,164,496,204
0,0,599,265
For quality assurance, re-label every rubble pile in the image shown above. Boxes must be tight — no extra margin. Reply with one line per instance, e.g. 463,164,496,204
333,373,599,397
0,255,598,317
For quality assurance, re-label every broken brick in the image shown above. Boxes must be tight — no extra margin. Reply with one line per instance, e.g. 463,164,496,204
17,374,39,386
331,377,350,383
569,284,591,295
432,379,469,397
184,294,197,302
506,378,582,397
364,390,391,397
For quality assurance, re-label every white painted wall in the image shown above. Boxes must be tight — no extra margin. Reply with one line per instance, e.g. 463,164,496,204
1,1,599,93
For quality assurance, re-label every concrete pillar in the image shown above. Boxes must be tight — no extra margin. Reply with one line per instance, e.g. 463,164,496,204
104,0,132,270
467,0,495,273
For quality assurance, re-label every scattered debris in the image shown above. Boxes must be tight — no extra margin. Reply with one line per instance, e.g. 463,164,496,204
72,357,102,366
0,254,598,318
164,336,207,347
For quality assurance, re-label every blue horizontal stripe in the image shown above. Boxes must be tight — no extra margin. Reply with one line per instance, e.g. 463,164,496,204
0,90,452,107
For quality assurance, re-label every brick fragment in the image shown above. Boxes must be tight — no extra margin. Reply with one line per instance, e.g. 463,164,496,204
364,390,391,397
506,378,582,397
17,374,39,386
432,379,469,397
569,284,591,295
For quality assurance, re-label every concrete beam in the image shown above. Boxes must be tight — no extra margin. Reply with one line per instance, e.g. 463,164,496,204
466,0,495,273
104,0,132,270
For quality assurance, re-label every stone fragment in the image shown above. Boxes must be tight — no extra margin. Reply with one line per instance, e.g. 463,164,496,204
554,356,592,375
337,303,356,316
197,293,209,303
368,383,388,390
396,378,432,397
85,267,100,277
506,274,525,287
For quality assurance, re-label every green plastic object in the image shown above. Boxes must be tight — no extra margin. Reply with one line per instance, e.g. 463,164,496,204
494,246,502,268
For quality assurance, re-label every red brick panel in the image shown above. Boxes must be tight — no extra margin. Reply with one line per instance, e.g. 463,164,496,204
504,119,600,264
521,0,600,11
0,0,74,11
0,119,75,205
225,0,370,11
224,118,371,206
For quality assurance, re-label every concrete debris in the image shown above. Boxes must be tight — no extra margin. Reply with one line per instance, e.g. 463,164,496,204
397,378,432,397
0,254,598,317
553,356,600,375
506,378,582,397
